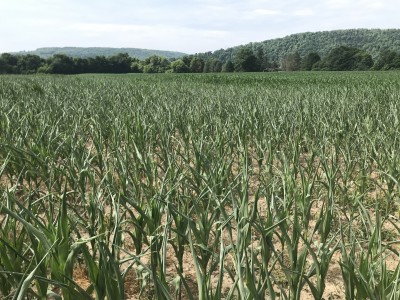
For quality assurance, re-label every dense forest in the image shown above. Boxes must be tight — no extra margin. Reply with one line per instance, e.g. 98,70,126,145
198,29,400,64
1,46,400,74
12,47,186,60
1,29,400,74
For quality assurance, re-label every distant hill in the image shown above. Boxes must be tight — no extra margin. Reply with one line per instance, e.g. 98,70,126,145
199,29,400,63
5,29,400,68
12,47,186,60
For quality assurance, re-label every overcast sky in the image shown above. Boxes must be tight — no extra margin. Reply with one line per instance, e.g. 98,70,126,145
0,0,398,54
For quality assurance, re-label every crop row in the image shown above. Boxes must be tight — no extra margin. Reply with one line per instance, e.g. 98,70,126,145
0,72,399,299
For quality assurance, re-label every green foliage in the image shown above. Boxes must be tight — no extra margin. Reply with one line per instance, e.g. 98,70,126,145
3,28,400,74
198,29,400,65
1,72,400,299
373,50,400,70
282,52,301,71
234,47,258,72
222,60,234,72
255,45,268,70
0,53,19,74
16,55,44,74
171,59,189,73
301,52,321,71
143,55,170,73
11,47,186,60
108,53,132,73
202,58,223,73
189,57,205,73
48,54,76,74
130,58,143,73
318,46,373,71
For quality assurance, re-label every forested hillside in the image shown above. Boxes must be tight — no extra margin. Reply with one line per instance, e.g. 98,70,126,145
2,29,400,74
199,29,400,64
12,47,186,60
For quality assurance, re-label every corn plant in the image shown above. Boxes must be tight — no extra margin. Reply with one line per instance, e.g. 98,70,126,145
1,72,400,299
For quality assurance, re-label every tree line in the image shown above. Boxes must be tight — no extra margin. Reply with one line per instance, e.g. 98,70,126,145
1,46,400,75
13,47,186,60
200,29,400,64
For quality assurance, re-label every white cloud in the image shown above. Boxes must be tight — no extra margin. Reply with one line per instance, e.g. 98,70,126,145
324,0,349,9
324,0,385,10
0,0,398,54
292,9,315,16
252,9,281,16
69,23,152,34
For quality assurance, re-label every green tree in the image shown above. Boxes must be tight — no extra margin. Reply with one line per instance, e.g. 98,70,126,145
37,64,51,73
211,59,222,72
0,57,6,73
73,58,89,73
203,60,211,73
373,50,400,70
130,58,143,73
171,59,189,73
222,60,234,72
281,52,301,71
301,52,321,71
0,53,18,74
108,53,132,73
87,56,109,73
47,54,76,74
354,52,373,70
16,54,44,74
181,55,193,67
255,46,268,71
189,57,205,73
143,55,170,73
320,46,373,71
234,47,258,72
193,29,400,66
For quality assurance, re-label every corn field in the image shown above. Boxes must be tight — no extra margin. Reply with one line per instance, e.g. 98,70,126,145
0,72,399,299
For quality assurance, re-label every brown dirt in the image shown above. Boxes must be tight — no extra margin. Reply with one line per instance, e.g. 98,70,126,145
2,147,400,299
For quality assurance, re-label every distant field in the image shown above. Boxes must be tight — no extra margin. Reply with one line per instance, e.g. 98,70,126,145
0,72,399,299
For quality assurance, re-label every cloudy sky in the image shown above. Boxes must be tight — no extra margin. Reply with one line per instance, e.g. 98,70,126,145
0,0,398,54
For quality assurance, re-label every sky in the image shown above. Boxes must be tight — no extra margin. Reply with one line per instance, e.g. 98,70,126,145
0,0,398,54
